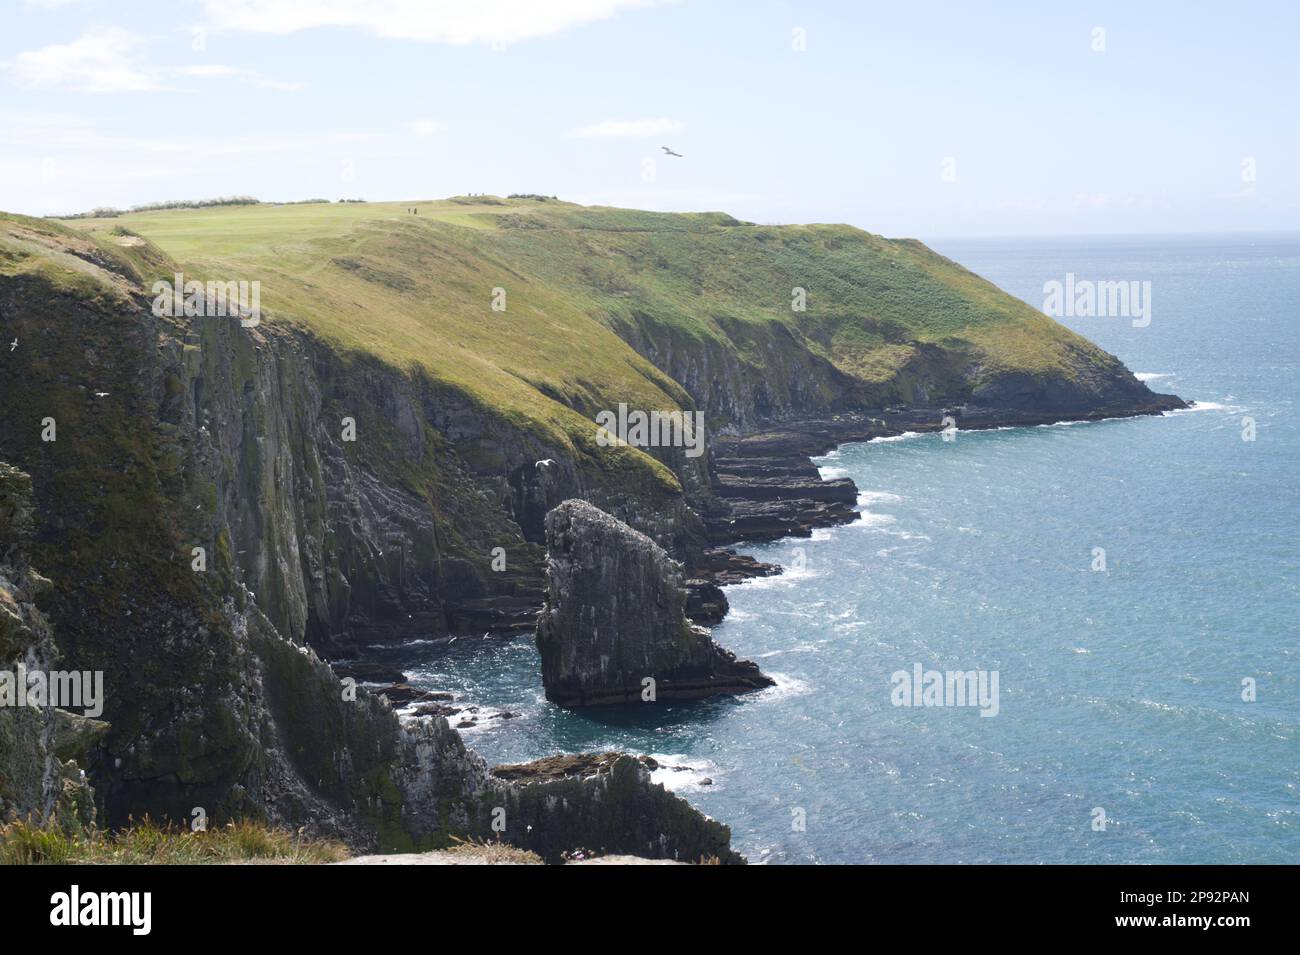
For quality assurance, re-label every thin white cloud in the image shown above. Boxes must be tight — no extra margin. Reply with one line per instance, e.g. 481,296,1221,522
406,119,445,136
8,27,162,93
173,63,305,90
1214,186,1257,201
0,108,374,156
4,28,303,93
174,64,242,78
573,190,764,210
575,118,683,139
202,0,674,45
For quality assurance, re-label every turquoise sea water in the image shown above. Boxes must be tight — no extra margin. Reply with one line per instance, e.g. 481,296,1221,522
385,233,1299,863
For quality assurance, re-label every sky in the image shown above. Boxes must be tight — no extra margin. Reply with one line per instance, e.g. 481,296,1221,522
1,0,1296,238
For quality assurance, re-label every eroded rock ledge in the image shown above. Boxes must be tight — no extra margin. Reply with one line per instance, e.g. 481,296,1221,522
489,752,742,864
700,396,1187,547
536,500,774,706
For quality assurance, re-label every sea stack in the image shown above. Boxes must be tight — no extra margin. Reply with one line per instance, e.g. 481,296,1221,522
535,499,774,706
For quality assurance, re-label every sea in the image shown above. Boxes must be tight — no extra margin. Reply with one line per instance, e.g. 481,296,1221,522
377,233,1299,864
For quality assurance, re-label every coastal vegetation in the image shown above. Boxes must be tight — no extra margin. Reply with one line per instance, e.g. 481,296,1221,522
0,817,348,865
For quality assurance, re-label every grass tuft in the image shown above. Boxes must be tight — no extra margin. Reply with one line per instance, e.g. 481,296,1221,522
446,836,544,865
0,817,350,865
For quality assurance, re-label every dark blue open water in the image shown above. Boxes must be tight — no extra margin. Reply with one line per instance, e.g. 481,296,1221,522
387,233,1299,863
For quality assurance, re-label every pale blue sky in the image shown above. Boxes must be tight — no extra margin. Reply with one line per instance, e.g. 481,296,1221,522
2,0,1296,237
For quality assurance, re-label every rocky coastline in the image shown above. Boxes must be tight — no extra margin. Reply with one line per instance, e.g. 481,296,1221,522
677,393,1191,592
0,207,1187,864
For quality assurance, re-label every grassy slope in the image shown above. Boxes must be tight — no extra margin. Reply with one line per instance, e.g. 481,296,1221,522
25,197,1135,471
60,195,1122,386
50,199,694,489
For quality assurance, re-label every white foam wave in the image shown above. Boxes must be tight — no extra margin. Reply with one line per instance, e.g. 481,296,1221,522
757,671,814,701
1170,401,1245,414
649,754,721,792
726,563,818,590
857,490,902,506
853,510,897,527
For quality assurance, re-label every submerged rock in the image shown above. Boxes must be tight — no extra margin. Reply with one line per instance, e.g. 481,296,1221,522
535,500,774,706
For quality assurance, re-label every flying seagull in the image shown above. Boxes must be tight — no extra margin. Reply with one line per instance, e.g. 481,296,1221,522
661,146,683,157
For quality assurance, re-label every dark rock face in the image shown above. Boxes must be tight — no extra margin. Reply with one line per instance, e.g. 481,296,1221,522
694,547,781,585
683,577,729,625
330,661,408,684
0,464,101,830
535,500,773,706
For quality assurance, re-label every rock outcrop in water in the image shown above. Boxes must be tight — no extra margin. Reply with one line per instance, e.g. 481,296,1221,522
536,500,774,705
